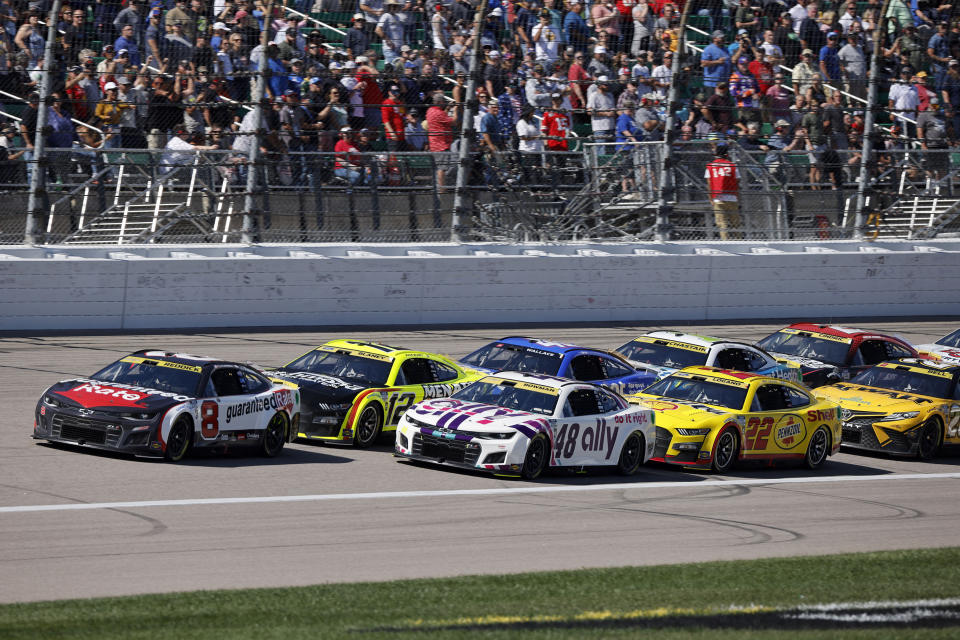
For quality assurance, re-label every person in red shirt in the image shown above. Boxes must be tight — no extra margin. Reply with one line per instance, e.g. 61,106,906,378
358,69,384,129
381,84,407,151
567,51,591,124
541,93,571,170
424,93,455,189
748,53,774,98
704,142,741,239
334,127,367,185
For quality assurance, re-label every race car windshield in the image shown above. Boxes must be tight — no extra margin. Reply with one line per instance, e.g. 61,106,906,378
645,377,748,410
850,367,952,399
284,350,392,386
616,340,708,368
936,329,960,348
92,360,201,396
452,381,558,415
756,332,848,366
460,343,562,375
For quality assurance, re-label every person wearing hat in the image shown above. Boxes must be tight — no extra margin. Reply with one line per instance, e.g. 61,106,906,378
334,127,367,185
917,93,950,178
381,84,407,151
344,14,370,57
376,0,406,64
701,30,732,89
588,44,613,78
94,82,133,148
563,0,591,53
889,65,920,139
729,56,759,120
896,24,925,73
541,91,571,172
0,122,25,188
533,8,562,66
705,141,742,240
791,48,819,97
587,75,616,153
838,31,866,99
484,48,509,101
431,3,452,50
818,31,841,83
210,22,231,52
635,93,663,142
516,104,543,182
144,8,164,64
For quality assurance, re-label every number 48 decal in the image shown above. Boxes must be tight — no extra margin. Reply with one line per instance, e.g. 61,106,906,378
744,416,773,450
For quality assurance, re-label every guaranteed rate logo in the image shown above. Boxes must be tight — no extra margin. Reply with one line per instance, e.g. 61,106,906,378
224,390,293,424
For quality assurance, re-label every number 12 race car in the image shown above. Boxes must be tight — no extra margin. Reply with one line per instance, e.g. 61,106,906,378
395,372,656,479
33,351,300,461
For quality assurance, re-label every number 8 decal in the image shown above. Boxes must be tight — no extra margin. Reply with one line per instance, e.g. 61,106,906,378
201,400,219,439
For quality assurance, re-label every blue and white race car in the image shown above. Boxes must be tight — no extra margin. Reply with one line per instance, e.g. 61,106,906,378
395,372,656,479
615,331,801,382
458,336,655,395
917,328,960,365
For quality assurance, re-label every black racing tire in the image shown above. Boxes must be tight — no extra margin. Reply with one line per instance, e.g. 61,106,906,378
712,427,739,473
164,417,192,462
521,433,550,480
261,412,288,457
918,418,942,460
616,431,644,476
354,404,383,448
804,426,830,470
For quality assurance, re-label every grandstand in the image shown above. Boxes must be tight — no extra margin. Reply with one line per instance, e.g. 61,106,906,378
1,0,959,243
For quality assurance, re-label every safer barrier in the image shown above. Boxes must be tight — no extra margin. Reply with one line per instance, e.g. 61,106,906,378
1,241,957,331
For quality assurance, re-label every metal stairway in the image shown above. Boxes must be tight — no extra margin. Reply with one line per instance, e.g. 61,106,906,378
873,170,960,239
50,153,235,245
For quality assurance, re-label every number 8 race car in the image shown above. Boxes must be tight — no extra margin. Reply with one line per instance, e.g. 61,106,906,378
33,351,300,461
395,372,656,479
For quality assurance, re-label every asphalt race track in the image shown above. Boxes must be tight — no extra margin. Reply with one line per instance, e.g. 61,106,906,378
2,320,959,604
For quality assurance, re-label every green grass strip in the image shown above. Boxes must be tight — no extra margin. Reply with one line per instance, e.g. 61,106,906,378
1,547,958,639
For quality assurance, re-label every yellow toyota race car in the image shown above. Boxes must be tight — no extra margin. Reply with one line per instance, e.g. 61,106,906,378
815,359,960,459
629,367,842,472
264,340,484,447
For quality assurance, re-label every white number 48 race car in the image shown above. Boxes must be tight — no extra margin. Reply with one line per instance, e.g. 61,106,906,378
395,372,656,479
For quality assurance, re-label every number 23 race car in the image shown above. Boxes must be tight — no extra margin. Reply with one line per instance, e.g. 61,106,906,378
34,351,301,461
395,372,656,479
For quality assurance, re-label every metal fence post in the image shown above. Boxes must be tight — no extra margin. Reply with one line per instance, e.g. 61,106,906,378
24,0,61,245
242,0,273,244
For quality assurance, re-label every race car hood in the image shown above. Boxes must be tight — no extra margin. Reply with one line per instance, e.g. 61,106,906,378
43,378,193,412
816,383,939,414
918,344,960,364
624,360,674,379
406,398,550,437
768,352,839,375
266,369,370,404
634,395,733,428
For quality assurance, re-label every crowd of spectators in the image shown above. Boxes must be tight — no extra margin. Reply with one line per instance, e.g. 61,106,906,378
0,0,957,189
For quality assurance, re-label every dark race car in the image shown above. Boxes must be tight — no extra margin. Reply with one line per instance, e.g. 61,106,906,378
265,340,483,447
755,323,918,388
458,336,655,395
33,350,300,461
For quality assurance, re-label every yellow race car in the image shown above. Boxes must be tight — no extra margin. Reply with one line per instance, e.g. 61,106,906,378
264,340,484,447
816,359,960,459
628,366,842,472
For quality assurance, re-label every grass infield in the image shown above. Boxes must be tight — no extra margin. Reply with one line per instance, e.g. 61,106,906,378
1,547,958,639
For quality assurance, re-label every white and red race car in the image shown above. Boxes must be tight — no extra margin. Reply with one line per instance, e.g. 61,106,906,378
395,371,656,479
917,329,960,364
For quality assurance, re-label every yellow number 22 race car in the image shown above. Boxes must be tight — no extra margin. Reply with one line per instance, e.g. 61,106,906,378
629,367,842,472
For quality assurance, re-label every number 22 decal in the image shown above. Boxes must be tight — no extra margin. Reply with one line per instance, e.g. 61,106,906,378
744,416,773,450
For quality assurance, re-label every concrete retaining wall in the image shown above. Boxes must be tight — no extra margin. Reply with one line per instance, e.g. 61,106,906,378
1,241,957,330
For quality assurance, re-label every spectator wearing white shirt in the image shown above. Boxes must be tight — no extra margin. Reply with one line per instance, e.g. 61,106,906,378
651,51,673,93
532,10,561,67
888,66,920,138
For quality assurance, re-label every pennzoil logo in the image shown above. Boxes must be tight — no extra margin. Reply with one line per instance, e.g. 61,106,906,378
774,414,806,449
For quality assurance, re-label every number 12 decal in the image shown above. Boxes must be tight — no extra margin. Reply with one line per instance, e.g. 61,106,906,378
386,392,417,425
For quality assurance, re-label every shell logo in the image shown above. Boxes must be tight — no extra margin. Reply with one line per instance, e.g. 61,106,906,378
774,414,806,450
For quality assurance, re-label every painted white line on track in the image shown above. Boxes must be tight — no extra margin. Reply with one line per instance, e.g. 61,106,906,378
3,472,960,514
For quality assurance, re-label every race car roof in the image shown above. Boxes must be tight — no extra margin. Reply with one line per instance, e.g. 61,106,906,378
673,366,772,386
784,323,884,339
636,331,724,349
496,336,590,355
318,339,411,358
487,370,592,390
129,350,225,368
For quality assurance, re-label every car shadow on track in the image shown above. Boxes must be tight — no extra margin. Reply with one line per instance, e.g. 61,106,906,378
34,441,353,466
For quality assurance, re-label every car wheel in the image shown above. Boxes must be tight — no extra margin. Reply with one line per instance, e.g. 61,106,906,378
261,413,287,457
712,428,739,473
521,433,549,480
616,431,644,476
164,418,192,462
918,418,942,460
354,404,383,448
804,426,830,470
